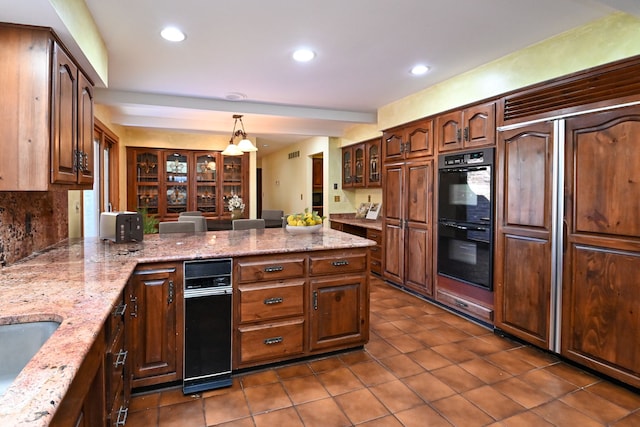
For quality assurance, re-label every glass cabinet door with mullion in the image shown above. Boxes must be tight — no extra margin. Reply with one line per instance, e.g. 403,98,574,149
164,151,190,216
132,149,160,215
195,153,218,215
221,155,247,218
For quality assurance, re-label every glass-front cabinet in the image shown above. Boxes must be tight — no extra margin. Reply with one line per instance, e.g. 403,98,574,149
127,147,248,220
165,151,189,214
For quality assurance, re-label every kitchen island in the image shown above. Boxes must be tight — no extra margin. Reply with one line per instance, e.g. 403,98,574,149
0,227,374,426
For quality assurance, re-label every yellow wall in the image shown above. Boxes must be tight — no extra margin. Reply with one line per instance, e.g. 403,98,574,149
377,12,640,130
261,136,329,220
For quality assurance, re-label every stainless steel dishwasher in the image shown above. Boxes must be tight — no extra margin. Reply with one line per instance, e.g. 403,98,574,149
183,259,232,394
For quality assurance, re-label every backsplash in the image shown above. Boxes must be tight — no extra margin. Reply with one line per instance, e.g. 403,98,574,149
0,191,68,266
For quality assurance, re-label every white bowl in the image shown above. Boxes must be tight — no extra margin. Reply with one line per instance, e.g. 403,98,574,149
286,224,322,234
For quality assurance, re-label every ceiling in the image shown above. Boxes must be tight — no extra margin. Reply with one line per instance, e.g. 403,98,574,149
2,0,639,158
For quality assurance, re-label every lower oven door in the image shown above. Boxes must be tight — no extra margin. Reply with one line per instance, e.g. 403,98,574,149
437,222,493,290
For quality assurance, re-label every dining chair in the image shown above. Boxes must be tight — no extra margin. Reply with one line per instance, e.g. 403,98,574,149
158,221,196,234
179,211,203,216
178,215,207,232
232,219,265,230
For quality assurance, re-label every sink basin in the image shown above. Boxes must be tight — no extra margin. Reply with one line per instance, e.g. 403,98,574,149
0,321,60,396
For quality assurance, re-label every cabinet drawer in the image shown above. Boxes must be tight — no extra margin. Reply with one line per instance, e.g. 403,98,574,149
309,252,367,276
106,326,126,412
366,229,382,244
370,259,382,275
436,289,493,323
238,280,305,323
369,245,381,261
106,292,126,341
237,319,304,364
236,256,306,283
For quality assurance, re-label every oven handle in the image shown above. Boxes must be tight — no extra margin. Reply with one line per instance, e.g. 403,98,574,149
439,166,489,173
439,222,488,232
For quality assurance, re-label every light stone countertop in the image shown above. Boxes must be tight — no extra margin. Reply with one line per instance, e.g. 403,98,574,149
0,227,374,426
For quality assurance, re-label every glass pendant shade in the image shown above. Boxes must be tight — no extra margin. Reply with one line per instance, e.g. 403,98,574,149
237,138,258,152
221,141,243,156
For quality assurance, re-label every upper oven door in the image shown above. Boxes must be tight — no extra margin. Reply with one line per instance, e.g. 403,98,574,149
438,164,492,225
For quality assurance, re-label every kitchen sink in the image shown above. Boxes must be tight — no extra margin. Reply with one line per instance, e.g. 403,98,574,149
0,321,60,396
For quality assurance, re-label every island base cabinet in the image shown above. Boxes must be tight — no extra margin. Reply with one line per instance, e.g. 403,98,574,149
127,262,183,389
309,275,369,352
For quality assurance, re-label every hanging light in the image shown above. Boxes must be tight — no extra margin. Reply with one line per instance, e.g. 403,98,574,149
222,114,257,155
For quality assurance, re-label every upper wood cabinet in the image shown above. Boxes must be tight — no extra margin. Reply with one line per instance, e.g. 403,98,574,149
382,119,433,163
342,143,365,188
127,147,249,220
0,24,94,191
342,138,382,188
435,101,496,152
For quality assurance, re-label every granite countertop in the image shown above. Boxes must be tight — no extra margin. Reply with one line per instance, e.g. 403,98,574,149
0,227,374,426
330,214,382,231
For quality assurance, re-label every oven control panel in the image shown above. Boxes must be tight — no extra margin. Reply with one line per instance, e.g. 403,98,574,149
443,150,487,166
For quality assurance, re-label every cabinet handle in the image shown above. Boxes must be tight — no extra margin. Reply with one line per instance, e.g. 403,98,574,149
129,296,138,318
454,298,469,309
313,291,318,310
463,127,469,141
369,233,379,238
264,336,283,345
456,129,462,142
114,350,128,368
264,265,284,273
113,303,127,317
563,219,568,253
370,247,379,252
115,406,129,427
264,297,284,305
331,260,349,267
168,280,174,304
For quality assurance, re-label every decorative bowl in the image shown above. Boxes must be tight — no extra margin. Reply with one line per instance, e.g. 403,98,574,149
286,224,322,234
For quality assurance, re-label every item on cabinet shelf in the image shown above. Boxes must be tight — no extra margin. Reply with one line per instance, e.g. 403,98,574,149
286,224,322,234
99,212,144,243
167,187,187,205
355,203,371,219
366,203,382,220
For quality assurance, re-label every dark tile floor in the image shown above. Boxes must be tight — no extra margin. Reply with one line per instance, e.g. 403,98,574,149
126,276,640,426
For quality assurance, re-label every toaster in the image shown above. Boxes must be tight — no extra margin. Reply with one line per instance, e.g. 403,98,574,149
99,212,144,243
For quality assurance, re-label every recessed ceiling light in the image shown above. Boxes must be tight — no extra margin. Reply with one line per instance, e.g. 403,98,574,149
410,64,430,75
161,26,186,42
225,92,247,101
293,49,316,62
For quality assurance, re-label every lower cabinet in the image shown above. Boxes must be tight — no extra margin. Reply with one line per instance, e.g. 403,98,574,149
105,291,130,427
233,248,370,370
127,262,183,388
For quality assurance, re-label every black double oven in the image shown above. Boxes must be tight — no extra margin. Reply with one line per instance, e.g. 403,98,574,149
437,147,494,290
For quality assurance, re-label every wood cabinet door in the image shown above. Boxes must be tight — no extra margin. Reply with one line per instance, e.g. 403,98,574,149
494,122,554,349
51,42,78,184
352,144,365,187
77,71,94,185
463,101,496,148
365,138,381,187
383,163,404,284
435,110,463,152
404,159,433,296
309,274,368,351
404,120,434,159
562,106,640,388
382,129,404,162
342,146,353,187
127,263,182,387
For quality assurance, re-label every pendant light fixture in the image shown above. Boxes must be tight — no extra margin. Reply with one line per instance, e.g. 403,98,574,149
222,114,258,156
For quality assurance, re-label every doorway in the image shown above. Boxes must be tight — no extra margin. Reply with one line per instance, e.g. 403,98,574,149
312,155,323,217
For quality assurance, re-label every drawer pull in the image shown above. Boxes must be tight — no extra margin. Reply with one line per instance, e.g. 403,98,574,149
264,265,284,273
113,303,127,317
370,247,379,252
331,260,350,267
264,336,283,345
369,233,379,238
454,299,469,309
115,406,129,426
114,349,128,368
263,297,284,305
